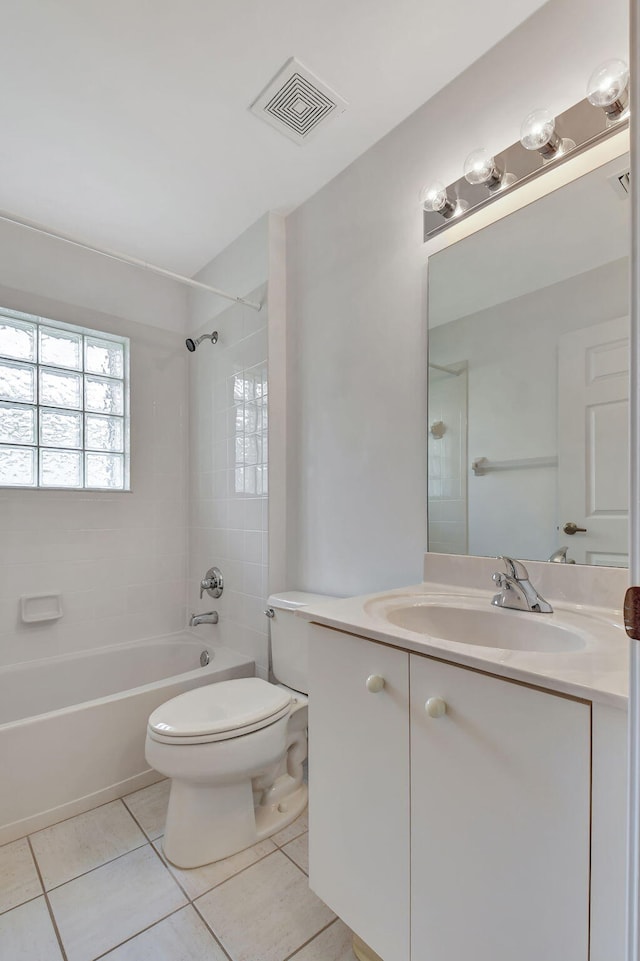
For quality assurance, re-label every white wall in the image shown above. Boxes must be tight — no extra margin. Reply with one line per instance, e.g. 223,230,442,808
285,0,628,596
0,219,188,334
187,217,273,676
0,223,190,667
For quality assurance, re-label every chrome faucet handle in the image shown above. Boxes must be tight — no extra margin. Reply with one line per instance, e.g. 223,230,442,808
499,556,529,581
200,567,224,599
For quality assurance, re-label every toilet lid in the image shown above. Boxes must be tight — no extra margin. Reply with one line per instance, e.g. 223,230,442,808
147,678,292,739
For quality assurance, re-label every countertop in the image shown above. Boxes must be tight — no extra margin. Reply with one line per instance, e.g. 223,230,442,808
299,582,629,710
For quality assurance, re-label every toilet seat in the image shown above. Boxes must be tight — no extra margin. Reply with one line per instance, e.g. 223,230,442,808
147,678,292,745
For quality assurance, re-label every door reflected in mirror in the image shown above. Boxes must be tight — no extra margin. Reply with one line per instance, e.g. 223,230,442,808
427,153,630,567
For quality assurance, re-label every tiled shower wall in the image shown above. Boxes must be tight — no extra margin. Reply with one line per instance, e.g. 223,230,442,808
0,289,189,667
188,287,269,677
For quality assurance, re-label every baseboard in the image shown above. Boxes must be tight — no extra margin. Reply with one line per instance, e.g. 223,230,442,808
0,768,165,845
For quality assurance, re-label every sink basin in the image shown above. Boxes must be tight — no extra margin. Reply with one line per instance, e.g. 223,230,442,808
367,598,586,653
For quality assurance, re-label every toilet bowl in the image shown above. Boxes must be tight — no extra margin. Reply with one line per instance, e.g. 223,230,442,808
145,591,333,869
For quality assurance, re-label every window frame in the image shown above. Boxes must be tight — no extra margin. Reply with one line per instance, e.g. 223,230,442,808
0,307,131,491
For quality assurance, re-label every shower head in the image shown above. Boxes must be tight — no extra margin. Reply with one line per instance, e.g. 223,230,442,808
185,331,218,352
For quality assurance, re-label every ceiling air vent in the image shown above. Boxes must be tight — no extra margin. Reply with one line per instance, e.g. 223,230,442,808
250,57,347,144
608,169,630,199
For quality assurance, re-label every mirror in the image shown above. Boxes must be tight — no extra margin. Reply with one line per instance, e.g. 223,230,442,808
427,153,630,567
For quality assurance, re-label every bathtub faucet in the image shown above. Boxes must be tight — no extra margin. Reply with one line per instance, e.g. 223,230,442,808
189,611,219,627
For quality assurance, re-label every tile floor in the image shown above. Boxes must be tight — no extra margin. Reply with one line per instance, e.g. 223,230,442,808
0,780,355,961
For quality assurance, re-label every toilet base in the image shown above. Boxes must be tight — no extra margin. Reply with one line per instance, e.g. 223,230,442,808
255,778,308,841
161,775,308,870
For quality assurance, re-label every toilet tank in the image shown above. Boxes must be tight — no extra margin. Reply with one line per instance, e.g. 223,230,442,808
268,592,337,694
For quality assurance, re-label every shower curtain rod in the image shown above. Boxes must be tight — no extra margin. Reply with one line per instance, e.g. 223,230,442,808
0,211,263,311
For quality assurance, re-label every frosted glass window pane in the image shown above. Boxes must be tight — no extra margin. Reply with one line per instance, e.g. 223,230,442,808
39,327,82,370
244,407,258,432
244,466,257,494
0,446,36,486
244,436,259,466
0,403,36,445
85,414,123,452
85,452,124,489
85,375,124,415
40,449,82,488
256,465,268,495
0,318,37,362
85,337,124,378
39,368,83,409
0,360,36,403
40,408,82,449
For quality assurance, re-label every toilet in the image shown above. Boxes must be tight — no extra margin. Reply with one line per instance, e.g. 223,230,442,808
145,591,332,869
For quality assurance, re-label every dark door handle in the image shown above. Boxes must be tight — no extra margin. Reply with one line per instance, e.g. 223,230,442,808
563,522,587,535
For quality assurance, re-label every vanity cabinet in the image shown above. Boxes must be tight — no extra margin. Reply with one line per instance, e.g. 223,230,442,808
308,624,411,961
309,624,594,961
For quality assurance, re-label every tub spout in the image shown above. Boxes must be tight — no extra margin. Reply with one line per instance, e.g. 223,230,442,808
189,611,219,627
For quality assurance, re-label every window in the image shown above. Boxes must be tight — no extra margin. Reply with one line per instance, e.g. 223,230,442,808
234,367,267,495
0,308,130,490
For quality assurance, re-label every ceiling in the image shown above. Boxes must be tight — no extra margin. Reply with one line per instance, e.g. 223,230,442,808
1,0,549,275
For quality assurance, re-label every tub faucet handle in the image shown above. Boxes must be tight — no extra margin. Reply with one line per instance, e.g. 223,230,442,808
200,567,224,599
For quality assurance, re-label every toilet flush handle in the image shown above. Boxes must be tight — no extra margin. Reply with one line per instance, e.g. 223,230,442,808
366,675,385,694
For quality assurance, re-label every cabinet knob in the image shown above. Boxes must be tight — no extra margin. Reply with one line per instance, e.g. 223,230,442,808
425,697,447,718
366,674,385,694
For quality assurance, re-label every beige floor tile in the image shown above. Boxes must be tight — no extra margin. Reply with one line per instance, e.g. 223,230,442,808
123,779,171,840
155,837,277,900
289,919,355,961
271,809,308,847
101,905,227,960
0,837,42,914
0,896,63,961
48,845,187,961
195,849,334,961
30,800,147,890
282,832,309,874
291,919,355,961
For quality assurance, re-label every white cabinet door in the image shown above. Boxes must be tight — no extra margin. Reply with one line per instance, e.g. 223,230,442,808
309,624,410,961
410,655,590,961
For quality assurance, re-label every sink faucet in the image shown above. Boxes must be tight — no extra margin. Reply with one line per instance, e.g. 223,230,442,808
189,611,219,627
491,556,553,613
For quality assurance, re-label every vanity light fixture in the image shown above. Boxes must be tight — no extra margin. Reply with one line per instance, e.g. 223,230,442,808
463,148,509,191
586,59,630,120
422,57,630,242
420,182,458,220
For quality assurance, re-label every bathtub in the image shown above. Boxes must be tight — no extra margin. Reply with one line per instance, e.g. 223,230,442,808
0,633,254,844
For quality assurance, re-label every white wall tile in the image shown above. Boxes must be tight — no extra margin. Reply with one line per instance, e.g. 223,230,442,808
0,315,188,668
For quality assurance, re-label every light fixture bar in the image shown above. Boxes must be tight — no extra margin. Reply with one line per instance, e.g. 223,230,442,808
423,96,629,242
0,211,263,311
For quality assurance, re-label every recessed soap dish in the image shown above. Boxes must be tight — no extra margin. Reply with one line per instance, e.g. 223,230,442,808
20,593,63,624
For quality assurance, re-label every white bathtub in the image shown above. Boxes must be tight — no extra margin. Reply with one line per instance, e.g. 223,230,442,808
0,633,254,843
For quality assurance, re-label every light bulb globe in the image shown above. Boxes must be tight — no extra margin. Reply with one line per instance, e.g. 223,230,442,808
463,148,496,186
587,59,629,108
420,181,448,213
520,108,556,151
